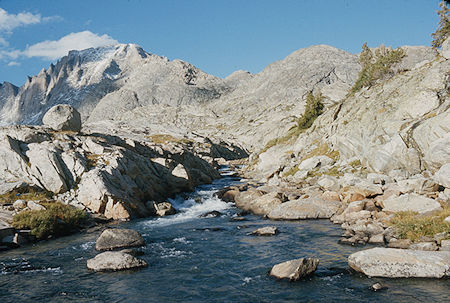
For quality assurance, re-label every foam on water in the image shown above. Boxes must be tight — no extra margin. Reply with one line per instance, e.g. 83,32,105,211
141,189,233,228
173,237,192,244
1,258,63,276
147,243,192,259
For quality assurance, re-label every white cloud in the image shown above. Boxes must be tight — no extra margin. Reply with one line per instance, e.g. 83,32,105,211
0,49,20,60
42,15,64,23
7,61,20,66
0,8,63,62
21,31,118,60
0,36,7,46
0,8,42,32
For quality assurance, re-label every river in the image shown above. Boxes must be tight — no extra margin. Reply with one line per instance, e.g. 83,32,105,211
0,167,449,302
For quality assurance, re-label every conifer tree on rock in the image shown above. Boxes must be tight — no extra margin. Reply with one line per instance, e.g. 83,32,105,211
431,0,450,48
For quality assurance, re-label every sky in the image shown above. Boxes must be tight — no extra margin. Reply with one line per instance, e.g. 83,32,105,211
0,0,443,86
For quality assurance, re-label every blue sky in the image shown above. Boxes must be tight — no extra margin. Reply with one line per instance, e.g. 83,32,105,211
0,0,442,86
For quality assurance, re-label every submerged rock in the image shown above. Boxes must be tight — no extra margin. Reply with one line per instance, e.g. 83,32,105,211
270,258,319,281
200,210,222,218
95,228,146,251
154,202,176,217
87,251,148,271
371,282,387,292
250,226,278,236
348,247,450,278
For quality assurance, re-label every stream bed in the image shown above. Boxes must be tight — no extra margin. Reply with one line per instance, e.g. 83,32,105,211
0,168,449,302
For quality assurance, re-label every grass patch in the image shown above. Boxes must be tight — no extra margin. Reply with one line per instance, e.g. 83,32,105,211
323,166,344,177
283,166,299,177
12,202,86,240
307,166,344,178
0,187,52,205
301,142,340,162
351,43,405,94
389,207,450,242
260,130,300,154
349,159,361,167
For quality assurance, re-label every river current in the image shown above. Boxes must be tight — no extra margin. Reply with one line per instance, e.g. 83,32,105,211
0,167,449,302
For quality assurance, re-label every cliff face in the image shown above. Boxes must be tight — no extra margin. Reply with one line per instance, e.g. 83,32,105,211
252,45,449,180
0,42,448,179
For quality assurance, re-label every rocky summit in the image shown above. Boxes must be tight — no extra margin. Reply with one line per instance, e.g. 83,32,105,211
0,37,449,283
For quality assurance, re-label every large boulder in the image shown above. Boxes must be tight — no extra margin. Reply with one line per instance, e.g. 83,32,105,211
95,229,146,251
268,197,340,220
87,251,148,271
348,247,450,278
270,258,319,281
434,163,450,188
234,190,282,216
381,193,442,214
42,104,82,132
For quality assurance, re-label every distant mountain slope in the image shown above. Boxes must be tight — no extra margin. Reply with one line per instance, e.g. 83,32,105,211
1,42,443,164
0,44,228,126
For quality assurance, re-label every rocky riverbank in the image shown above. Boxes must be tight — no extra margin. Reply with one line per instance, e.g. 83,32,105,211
0,105,247,251
216,160,450,278
0,35,449,281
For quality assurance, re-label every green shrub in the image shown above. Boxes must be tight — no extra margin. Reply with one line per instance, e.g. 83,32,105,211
432,1,450,48
389,207,450,242
12,202,86,239
258,91,324,155
295,91,324,130
351,43,405,93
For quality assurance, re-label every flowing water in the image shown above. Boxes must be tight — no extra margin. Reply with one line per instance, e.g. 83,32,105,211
0,168,449,303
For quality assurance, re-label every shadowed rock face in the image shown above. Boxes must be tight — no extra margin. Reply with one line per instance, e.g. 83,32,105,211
0,124,231,220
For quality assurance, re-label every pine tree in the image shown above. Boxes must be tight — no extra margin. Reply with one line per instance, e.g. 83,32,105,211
431,1,450,48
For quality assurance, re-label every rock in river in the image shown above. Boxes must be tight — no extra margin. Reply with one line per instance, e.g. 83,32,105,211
270,258,319,281
250,226,278,236
268,197,340,220
87,251,148,271
348,247,450,278
95,228,146,251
